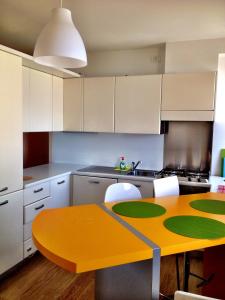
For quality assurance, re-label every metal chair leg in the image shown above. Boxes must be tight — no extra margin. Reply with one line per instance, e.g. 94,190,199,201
183,251,214,291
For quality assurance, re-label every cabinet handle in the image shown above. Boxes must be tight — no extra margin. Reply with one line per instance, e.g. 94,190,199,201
134,184,141,188
0,187,8,193
0,200,8,206
33,188,43,193
27,247,32,252
88,180,100,184
57,180,65,185
35,204,45,210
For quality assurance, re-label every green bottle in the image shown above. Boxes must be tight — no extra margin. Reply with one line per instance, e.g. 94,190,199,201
120,156,126,170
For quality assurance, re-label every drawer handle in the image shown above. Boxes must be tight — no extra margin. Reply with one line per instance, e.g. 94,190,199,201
134,184,141,188
88,180,100,184
33,188,43,193
57,180,65,185
0,200,9,206
0,187,8,193
27,247,32,252
35,204,45,210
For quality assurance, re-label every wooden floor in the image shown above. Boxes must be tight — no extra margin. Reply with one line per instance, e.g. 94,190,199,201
0,252,202,300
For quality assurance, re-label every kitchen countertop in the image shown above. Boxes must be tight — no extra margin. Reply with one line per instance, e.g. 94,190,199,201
74,166,157,182
23,163,85,188
24,163,224,192
209,176,225,191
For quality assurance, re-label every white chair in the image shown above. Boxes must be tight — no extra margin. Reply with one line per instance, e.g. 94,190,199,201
153,175,179,197
174,291,218,300
104,182,142,203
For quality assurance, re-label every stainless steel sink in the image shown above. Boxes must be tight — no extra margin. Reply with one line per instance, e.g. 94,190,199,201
127,169,158,177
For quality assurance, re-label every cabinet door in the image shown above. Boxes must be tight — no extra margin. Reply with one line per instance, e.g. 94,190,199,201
73,175,117,205
51,175,70,208
118,179,154,198
0,191,23,275
162,72,216,111
83,77,115,132
29,69,52,131
53,76,63,131
63,78,83,131
115,75,161,134
23,67,30,132
0,51,23,195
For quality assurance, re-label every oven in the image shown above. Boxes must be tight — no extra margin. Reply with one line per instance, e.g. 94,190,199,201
179,184,211,195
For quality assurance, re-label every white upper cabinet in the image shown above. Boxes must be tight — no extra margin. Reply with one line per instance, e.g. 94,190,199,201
29,69,52,131
115,75,162,134
63,78,83,131
52,76,63,131
83,77,115,132
23,67,30,132
23,67,53,132
0,51,23,195
162,72,216,111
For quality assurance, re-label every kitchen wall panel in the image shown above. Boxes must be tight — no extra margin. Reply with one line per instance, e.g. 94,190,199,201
51,132,164,171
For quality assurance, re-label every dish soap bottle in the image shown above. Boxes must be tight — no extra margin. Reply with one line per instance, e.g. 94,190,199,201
120,156,126,171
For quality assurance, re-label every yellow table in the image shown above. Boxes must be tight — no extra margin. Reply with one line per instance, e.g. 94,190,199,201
105,192,225,256
32,192,225,300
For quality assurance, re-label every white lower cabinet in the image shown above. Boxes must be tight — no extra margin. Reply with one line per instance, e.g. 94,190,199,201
50,175,70,208
72,175,154,204
23,175,71,258
23,181,50,206
0,191,23,275
23,196,53,257
24,196,52,224
24,238,37,259
117,179,154,198
73,175,117,205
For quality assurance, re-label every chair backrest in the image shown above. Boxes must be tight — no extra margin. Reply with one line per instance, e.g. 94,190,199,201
174,291,218,300
104,182,142,203
153,176,179,198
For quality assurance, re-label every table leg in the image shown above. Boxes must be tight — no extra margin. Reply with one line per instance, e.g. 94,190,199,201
95,258,159,300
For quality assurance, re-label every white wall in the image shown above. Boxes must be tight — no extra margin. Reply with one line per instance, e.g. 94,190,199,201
52,132,164,170
74,45,165,76
165,38,225,73
211,54,225,176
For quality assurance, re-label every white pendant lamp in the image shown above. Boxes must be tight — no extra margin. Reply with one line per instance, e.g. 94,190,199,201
33,0,87,68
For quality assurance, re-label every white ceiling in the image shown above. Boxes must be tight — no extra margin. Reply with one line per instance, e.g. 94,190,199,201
1,0,225,54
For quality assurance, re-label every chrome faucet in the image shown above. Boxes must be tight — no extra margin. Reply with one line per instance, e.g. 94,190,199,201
131,161,142,171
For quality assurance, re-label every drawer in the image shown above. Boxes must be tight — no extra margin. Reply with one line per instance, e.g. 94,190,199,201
24,238,37,258
50,175,70,208
24,196,52,224
23,222,32,241
73,175,117,205
118,179,154,198
24,182,50,206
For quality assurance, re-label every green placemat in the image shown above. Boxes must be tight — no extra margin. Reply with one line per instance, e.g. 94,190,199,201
190,199,225,215
112,201,166,218
164,215,225,239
